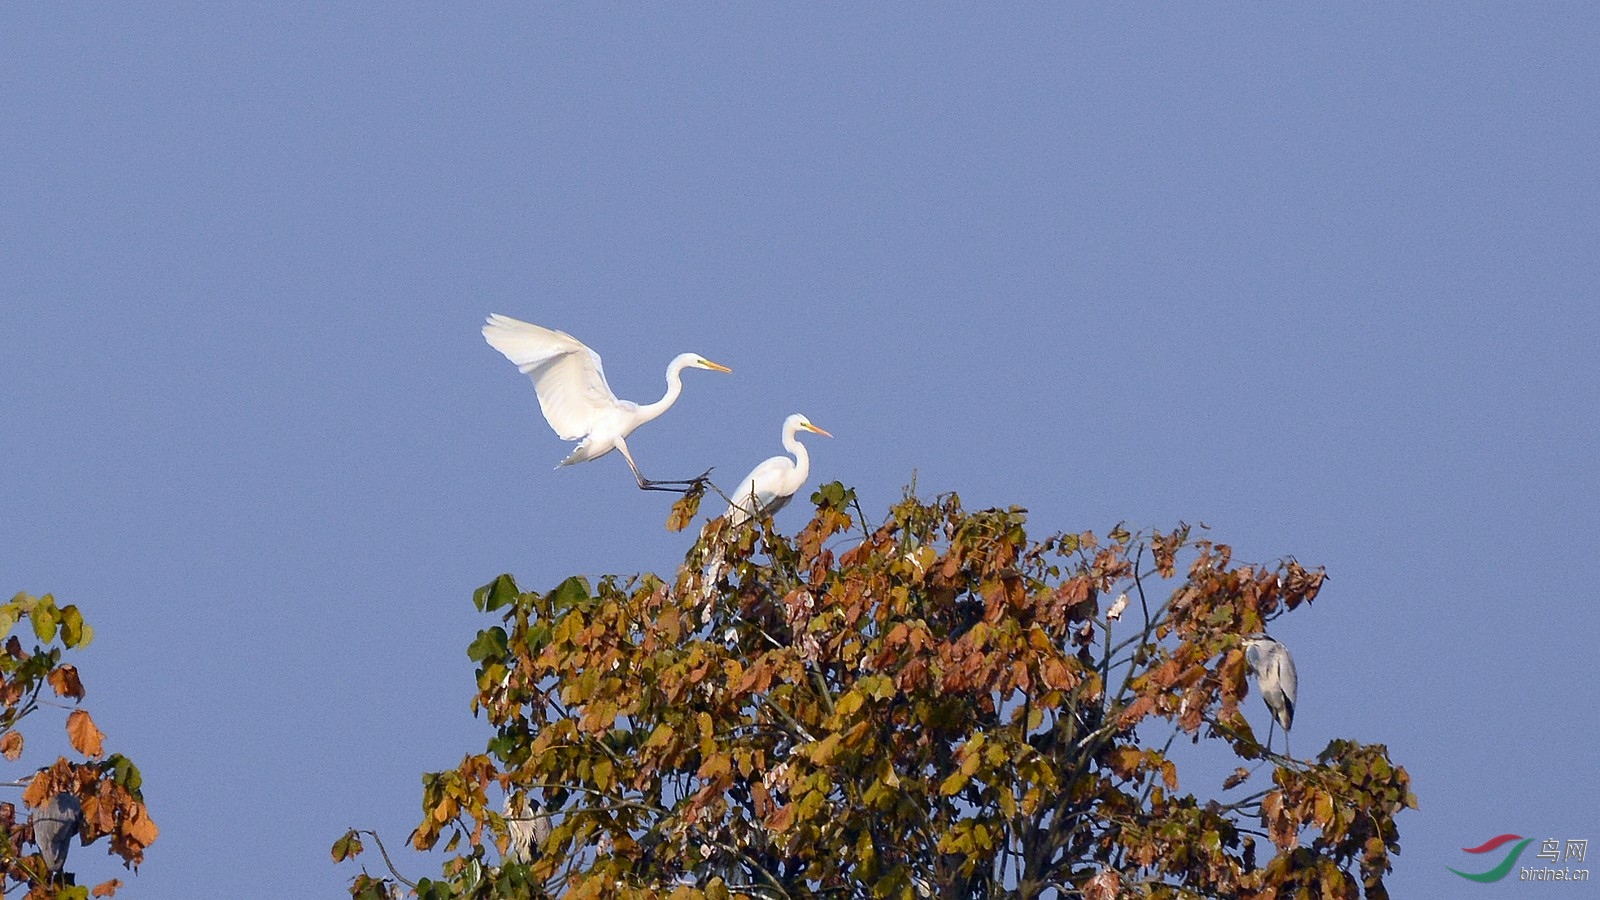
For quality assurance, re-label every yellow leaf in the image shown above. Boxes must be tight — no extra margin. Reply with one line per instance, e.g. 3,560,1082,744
809,734,841,766
998,787,1017,819
834,689,864,718
1314,790,1335,828
665,481,707,532
939,770,968,796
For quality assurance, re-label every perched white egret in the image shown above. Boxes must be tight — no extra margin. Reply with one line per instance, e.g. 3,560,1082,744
33,792,82,878
483,314,731,491
1243,634,1298,757
724,414,832,526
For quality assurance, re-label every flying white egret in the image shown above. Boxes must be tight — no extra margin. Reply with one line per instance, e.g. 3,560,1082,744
724,413,832,526
1243,634,1298,757
33,792,82,879
483,314,731,491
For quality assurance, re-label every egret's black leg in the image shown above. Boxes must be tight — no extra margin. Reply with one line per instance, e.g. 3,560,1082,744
637,468,715,493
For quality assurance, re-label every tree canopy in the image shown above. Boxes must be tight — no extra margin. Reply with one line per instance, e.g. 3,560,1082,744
1,592,157,900
337,485,1414,899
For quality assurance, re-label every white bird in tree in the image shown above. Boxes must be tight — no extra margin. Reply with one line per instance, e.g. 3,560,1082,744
724,413,832,526
483,314,731,491
1243,634,1298,757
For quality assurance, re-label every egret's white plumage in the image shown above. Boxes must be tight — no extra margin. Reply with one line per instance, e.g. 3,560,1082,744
725,414,832,526
1243,634,1298,755
483,314,730,490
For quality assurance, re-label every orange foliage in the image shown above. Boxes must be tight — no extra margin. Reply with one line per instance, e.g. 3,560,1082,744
339,486,1412,899
1,593,157,891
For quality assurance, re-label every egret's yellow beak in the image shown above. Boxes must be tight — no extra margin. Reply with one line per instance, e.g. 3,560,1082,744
803,423,833,438
700,359,733,373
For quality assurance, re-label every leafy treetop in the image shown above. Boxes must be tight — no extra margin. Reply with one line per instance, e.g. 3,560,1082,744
338,485,1413,899
1,592,157,900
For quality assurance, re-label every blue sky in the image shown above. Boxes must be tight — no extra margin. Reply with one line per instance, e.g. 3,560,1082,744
3,6,1597,896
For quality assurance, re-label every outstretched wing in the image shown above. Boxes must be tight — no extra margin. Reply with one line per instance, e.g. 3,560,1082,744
483,314,620,440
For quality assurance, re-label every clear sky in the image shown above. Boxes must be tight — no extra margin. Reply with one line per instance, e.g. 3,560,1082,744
3,6,1596,896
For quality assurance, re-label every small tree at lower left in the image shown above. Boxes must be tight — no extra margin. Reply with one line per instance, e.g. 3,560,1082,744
0,592,158,899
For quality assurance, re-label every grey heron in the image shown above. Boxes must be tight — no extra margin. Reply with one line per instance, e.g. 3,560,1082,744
1243,634,1297,757
33,792,82,880
503,794,550,866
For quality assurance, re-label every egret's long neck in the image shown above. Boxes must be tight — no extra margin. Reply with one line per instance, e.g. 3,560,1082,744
784,421,811,482
637,358,689,424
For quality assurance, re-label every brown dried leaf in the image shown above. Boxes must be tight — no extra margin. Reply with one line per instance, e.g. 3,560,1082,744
0,731,20,761
1118,695,1155,728
48,665,85,700
1084,868,1122,900
125,804,159,846
1262,790,1297,850
67,709,105,758
92,879,123,897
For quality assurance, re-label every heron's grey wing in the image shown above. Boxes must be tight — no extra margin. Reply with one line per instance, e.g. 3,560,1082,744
483,315,620,440
34,793,82,872
504,794,540,865
1273,645,1298,726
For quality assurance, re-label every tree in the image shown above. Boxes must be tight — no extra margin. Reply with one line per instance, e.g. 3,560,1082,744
337,485,1414,898
0,592,158,899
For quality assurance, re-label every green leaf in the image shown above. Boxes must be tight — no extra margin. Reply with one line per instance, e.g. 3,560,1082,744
331,829,365,862
473,574,520,613
106,754,144,793
549,576,590,611
814,481,849,508
414,877,456,900
466,627,508,663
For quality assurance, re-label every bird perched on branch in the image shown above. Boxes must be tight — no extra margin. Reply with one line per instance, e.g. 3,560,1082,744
483,313,731,491
1243,634,1298,757
724,414,832,526
32,792,82,881
503,794,551,866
